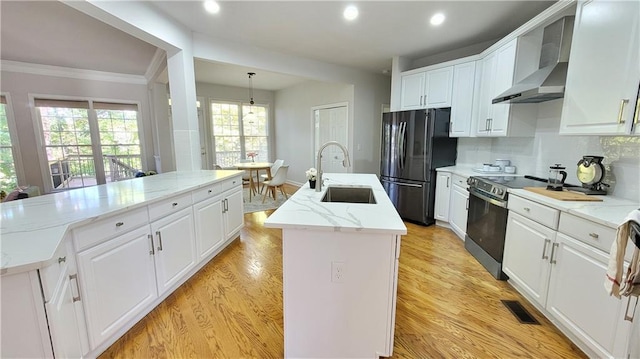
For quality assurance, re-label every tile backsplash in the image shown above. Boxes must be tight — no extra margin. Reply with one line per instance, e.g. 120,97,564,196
457,100,640,202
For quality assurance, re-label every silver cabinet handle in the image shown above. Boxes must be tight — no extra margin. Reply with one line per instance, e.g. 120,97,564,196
624,296,638,322
446,177,450,188
588,232,599,239
58,256,66,264
69,274,81,302
115,221,124,227
523,207,531,212
148,234,155,255
156,231,163,251
550,243,559,264
618,99,629,124
465,197,469,210
172,202,178,207
634,98,640,125
542,239,550,260
225,198,229,212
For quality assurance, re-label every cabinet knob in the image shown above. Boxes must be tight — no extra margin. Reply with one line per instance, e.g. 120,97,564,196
208,189,212,193
115,222,124,227
523,207,530,212
172,202,178,207
58,256,66,264
588,232,599,239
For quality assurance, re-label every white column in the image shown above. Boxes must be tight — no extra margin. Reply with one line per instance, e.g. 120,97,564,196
167,49,201,171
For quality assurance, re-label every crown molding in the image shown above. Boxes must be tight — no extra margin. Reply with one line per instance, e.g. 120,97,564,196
145,48,167,83
0,60,148,85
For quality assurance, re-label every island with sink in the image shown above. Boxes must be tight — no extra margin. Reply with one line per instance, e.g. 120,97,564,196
264,173,406,358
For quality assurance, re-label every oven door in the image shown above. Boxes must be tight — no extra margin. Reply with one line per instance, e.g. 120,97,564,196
465,188,508,261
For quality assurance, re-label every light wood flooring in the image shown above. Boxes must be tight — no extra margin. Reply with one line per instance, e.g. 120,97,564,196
100,184,586,358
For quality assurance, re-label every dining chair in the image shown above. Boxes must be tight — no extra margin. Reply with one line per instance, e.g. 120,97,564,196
262,165,289,203
260,159,284,192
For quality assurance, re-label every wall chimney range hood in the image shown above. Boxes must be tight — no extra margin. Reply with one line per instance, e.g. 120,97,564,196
493,16,575,104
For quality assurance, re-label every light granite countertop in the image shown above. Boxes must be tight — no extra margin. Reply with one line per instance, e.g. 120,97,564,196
0,170,243,275
264,173,407,235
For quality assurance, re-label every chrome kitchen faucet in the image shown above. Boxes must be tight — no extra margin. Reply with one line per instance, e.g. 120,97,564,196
315,141,351,192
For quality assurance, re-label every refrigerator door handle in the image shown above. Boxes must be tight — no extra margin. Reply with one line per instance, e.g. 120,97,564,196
399,122,407,169
380,179,422,188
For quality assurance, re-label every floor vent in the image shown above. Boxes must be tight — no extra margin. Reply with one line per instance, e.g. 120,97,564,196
501,300,540,325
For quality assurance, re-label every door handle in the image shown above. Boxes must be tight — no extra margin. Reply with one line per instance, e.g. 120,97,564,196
446,177,450,188
380,179,422,188
541,239,550,260
624,296,638,322
550,242,559,264
618,99,629,124
69,274,81,302
148,234,155,255
156,231,163,251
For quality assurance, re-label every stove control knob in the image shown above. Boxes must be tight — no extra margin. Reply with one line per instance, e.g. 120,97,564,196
491,187,497,194
497,188,504,196
467,178,474,186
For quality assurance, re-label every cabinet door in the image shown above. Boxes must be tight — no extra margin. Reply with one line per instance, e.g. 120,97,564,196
193,196,226,260
434,172,451,221
151,207,197,295
448,184,469,240
400,72,426,110
450,62,476,137
224,188,244,238
46,268,84,359
503,212,554,307
425,66,453,108
489,38,517,136
547,233,628,358
560,0,640,135
475,52,496,136
77,226,157,349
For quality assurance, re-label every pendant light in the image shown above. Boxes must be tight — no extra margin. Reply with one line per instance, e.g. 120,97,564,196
243,72,257,124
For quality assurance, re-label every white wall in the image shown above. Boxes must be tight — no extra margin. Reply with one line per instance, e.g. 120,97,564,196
0,70,153,192
274,81,353,184
456,100,640,201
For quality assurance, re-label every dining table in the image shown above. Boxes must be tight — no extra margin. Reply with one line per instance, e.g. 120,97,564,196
234,162,273,202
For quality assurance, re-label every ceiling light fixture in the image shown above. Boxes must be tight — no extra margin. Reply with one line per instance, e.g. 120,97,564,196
243,72,257,124
343,5,359,21
430,13,445,26
204,0,220,14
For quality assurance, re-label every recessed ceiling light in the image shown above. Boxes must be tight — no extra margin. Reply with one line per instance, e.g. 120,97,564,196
343,5,359,21
204,0,220,14
430,13,445,26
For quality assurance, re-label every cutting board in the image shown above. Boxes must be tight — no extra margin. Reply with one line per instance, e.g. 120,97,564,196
524,187,603,202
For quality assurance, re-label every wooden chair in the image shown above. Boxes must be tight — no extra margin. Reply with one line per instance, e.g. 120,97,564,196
262,165,289,203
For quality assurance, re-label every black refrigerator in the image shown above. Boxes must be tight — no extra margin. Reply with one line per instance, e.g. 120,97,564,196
380,109,457,225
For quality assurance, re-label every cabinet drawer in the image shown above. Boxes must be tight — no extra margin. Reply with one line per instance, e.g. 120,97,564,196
452,174,469,189
148,193,192,221
508,195,559,230
558,213,632,261
74,206,149,251
222,176,242,192
192,183,223,204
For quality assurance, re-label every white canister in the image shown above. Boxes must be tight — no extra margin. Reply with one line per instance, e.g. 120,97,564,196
504,166,516,174
494,159,511,171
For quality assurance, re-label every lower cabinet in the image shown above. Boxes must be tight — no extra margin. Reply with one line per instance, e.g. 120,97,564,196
223,187,244,237
448,175,469,240
77,225,158,349
434,172,451,222
150,207,197,295
193,195,226,260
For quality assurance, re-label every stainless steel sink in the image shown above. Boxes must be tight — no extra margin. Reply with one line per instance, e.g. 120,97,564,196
321,186,376,204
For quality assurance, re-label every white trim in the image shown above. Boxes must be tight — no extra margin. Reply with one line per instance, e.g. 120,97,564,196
1,60,148,85
0,92,26,188
145,48,167,83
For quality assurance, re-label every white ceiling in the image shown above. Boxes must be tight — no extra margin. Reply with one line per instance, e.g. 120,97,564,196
0,0,556,90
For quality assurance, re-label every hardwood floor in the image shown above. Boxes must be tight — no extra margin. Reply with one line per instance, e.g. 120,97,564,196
100,186,586,358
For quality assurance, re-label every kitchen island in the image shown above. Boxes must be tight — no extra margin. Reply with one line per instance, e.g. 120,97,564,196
264,173,406,358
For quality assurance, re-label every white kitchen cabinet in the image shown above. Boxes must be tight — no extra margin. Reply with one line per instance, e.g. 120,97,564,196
400,66,453,110
474,38,537,137
400,72,425,110
547,233,630,359
223,187,244,238
193,195,226,260
503,211,555,307
150,207,197,295
560,0,640,135
77,225,158,349
448,174,469,240
450,61,476,137
434,172,451,222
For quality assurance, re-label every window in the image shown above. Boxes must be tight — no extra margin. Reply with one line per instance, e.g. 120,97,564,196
36,99,143,190
210,101,269,167
0,95,19,190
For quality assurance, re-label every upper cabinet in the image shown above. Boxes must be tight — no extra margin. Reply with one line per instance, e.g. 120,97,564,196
450,61,477,137
400,66,453,110
474,38,537,137
560,0,640,135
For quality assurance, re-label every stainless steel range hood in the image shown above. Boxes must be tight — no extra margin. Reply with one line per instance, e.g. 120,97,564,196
493,16,575,104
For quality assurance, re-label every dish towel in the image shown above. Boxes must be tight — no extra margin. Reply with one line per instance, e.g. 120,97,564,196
605,209,640,298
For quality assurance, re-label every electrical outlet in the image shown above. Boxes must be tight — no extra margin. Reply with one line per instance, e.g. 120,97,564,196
331,261,345,283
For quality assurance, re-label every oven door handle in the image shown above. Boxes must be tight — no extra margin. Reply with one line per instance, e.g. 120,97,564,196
468,188,507,208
